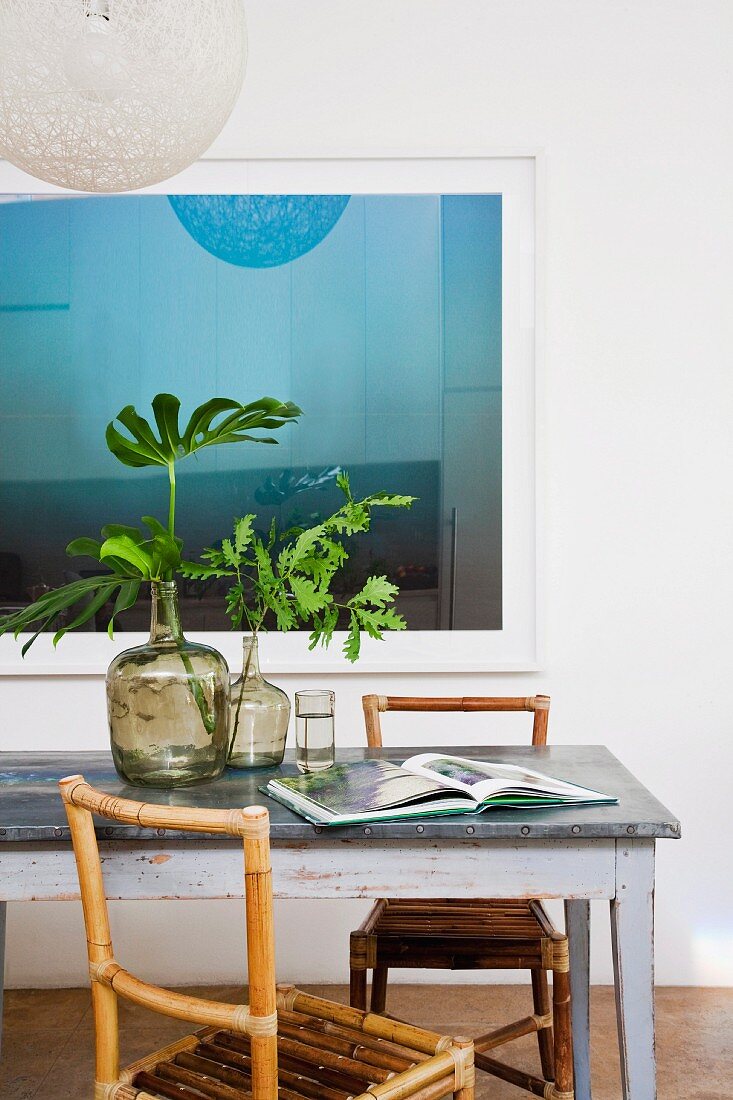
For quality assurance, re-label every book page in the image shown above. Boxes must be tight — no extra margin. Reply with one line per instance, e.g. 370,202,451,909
265,782,476,826
402,753,505,798
402,753,613,803
269,759,475,818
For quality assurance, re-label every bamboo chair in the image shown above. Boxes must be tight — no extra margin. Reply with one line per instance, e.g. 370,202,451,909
349,695,573,1100
59,775,475,1100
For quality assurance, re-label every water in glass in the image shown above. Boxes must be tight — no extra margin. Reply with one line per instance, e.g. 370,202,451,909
295,690,335,773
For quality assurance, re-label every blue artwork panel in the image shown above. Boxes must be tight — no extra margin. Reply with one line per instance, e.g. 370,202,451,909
0,198,70,310
0,193,502,630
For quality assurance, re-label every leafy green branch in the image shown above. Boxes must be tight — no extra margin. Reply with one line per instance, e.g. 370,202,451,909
180,470,416,663
181,470,415,748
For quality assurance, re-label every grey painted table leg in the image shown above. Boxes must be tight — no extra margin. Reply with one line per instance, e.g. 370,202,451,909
611,839,656,1100
0,901,6,1057
565,898,592,1100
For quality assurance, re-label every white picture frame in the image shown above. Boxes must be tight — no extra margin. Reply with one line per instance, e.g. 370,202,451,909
0,154,541,675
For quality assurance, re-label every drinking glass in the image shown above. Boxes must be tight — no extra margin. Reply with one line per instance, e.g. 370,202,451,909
295,689,335,773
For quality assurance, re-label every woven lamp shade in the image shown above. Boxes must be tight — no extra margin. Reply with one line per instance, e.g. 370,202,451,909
0,0,246,193
169,195,352,267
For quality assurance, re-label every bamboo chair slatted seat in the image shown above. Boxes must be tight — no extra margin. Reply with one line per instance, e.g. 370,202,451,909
59,775,475,1100
349,695,574,1100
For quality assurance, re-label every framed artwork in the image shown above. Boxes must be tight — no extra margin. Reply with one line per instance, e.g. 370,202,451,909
0,155,540,673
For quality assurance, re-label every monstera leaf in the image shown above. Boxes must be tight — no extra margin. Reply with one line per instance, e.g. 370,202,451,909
106,394,301,469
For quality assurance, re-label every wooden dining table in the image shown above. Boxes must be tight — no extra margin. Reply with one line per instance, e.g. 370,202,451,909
0,744,680,1100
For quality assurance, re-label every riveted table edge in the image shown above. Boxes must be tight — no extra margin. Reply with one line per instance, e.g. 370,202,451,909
0,819,682,843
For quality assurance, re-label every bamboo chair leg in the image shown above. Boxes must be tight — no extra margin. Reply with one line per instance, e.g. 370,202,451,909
531,967,555,1081
60,785,120,1089
350,930,369,1011
552,939,574,1099
349,968,367,1016
453,1037,475,1100
243,809,278,1100
370,965,389,1013
91,980,119,1088
350,964,368,1011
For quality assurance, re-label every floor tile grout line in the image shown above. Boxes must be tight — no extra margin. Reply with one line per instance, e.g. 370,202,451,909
30,1015,90,1099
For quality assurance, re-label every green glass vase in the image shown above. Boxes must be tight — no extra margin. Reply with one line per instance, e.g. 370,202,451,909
107,581,230,788
228,635,290,769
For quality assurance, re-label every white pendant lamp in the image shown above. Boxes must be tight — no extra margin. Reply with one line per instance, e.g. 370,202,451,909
0,0,246,193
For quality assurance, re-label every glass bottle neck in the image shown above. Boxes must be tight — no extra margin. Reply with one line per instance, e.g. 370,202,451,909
241,634,262,680
149,582,183,645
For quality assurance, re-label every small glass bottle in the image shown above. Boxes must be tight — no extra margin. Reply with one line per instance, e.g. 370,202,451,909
295,689,335,773
228,635,290,769
107,581,230,788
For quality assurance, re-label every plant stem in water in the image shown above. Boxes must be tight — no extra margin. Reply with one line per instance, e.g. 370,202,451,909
177,641,217,734
229,631,257,761
162,463,215,732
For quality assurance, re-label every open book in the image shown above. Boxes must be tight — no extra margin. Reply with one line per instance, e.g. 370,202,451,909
263,753,617,826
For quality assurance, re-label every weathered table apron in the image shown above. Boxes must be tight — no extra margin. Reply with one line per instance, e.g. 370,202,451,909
1,836,618,902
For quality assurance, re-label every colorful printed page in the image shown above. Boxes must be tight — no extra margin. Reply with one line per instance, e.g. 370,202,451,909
264,760,477,826
403,754,616,805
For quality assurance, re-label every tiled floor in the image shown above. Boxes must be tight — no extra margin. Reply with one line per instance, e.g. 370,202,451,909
1,984,731,1098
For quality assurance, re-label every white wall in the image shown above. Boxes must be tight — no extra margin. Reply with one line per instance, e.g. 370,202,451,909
3,0,733,988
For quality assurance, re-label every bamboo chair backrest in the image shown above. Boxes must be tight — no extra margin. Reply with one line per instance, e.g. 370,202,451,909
361,694,551,748
58,775,278,1099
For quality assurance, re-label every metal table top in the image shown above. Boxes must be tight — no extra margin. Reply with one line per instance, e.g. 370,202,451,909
0,746,681,843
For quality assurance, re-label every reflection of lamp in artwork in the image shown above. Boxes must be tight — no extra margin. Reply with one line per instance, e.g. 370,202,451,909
168,195,351,268
0,0,246,192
